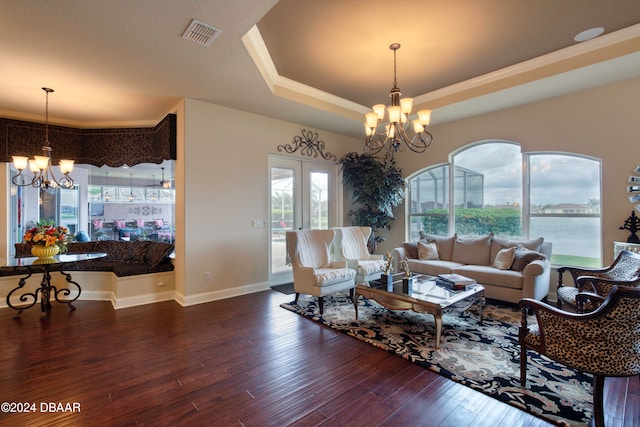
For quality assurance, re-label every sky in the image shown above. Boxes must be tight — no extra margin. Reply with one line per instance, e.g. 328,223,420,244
453,142,601,206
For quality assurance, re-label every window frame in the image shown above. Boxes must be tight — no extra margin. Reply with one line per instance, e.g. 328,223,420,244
407,142,602,266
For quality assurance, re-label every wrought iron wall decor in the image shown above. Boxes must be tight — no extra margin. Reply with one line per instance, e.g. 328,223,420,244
277,129,336,161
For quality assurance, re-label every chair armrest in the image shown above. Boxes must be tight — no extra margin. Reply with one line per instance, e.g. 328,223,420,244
522,259,545,277
557,265,610,286
520,297,577,320
576,275,640,295
297,266,316,276
575,291,607,313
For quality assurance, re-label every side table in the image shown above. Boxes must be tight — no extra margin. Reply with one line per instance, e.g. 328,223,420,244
4,253,106,319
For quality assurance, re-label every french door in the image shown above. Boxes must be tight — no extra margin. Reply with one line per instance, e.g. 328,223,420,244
269,156,340,285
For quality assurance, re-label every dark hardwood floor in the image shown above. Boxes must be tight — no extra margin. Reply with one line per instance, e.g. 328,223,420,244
0,290,637,426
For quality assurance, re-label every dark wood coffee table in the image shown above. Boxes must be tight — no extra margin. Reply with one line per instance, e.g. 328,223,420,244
353,274,484,349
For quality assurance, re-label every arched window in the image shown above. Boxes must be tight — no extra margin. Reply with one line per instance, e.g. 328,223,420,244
407,141,601,267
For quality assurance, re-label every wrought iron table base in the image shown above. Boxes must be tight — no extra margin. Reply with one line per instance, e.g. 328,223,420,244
6,267,82,319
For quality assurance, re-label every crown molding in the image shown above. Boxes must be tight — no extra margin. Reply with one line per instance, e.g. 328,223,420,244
243,23,640,125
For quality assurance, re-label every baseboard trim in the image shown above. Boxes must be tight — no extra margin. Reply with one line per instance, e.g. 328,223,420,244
175,282,270,307
111,290,176,309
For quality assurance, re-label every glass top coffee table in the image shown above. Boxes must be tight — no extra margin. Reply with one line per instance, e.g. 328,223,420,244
353,274,485,349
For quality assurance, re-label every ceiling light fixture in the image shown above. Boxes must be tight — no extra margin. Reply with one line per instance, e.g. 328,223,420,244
364,43,433,156
150,175,158,202
128,173,134,202
160,167,171,189
103,172,111,202
574,27,604,42
11,87,75,188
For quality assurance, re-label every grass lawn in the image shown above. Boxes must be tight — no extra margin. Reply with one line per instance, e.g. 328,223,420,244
551,254,601,268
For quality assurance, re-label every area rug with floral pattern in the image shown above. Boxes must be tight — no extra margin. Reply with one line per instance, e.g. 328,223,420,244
280,293,593,426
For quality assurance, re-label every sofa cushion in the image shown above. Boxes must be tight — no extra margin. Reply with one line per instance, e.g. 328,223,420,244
451,234,493,265
67,259,174,276
98,240,132,261
125,240,152,263
401,242,419,259
312,268,356,287
492,246,516,270
406,259,463,277
417,241,439,260
511,245,546,272
14,243,32,257
145,242,175,267
356,260,386,277
490,237,543,264
419,232,455,261
453,265,524,290
67,241,98,254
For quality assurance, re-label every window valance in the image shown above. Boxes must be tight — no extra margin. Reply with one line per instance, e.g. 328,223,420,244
0,114,176,167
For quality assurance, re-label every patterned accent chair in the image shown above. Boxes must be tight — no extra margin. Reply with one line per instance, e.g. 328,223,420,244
286,229,356,315
331,226,386,285
556,250,640,310
519,286,640,427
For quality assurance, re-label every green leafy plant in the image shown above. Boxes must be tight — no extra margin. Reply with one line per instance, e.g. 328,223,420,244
339,152,405,250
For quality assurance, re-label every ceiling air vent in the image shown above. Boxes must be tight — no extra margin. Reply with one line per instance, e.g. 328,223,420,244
182,19,221,47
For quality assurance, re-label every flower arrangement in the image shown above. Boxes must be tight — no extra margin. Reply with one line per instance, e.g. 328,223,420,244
23,221,69,253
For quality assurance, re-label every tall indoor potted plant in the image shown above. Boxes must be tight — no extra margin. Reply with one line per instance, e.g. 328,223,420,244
339,152,406,253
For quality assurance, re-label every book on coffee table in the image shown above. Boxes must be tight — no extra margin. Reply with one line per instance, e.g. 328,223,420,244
436,273,476,290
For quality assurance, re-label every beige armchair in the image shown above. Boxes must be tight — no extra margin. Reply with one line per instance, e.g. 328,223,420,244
286,229,356,314
519,286,640,427
332,226,386,284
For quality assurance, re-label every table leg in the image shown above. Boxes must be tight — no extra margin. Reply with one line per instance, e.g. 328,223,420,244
55,270,82,311
434,314,442,349
6,271,37,318
352,291,360,320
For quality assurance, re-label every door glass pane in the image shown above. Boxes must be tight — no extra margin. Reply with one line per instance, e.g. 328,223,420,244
271,167,294,275
310,171,329,230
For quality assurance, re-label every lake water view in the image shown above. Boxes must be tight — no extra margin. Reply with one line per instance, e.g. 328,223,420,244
530,216,600,259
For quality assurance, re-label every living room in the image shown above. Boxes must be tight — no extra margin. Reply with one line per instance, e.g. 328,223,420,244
1,1,639,425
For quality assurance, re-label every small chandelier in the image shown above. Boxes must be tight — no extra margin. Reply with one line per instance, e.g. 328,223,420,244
364,43,433,156
128,173,134,202
11,87,74,188
160,167,171,189
103,172,111,202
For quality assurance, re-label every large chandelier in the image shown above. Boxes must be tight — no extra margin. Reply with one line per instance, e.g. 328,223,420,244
11,87,74,188
364,43,433,156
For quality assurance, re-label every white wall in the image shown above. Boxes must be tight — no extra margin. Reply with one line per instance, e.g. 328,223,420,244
176,98,361,305
377,76,640,263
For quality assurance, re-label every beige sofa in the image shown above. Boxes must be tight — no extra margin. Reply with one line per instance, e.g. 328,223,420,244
391,233,552,304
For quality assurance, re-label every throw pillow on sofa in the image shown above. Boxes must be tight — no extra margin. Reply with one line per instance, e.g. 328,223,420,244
490,236,544,265
511,245,546,271
417,241,439,260
145,242,175,267
492,246,516,270
401,242,419,259
451,234,493,265
418,232,455,261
